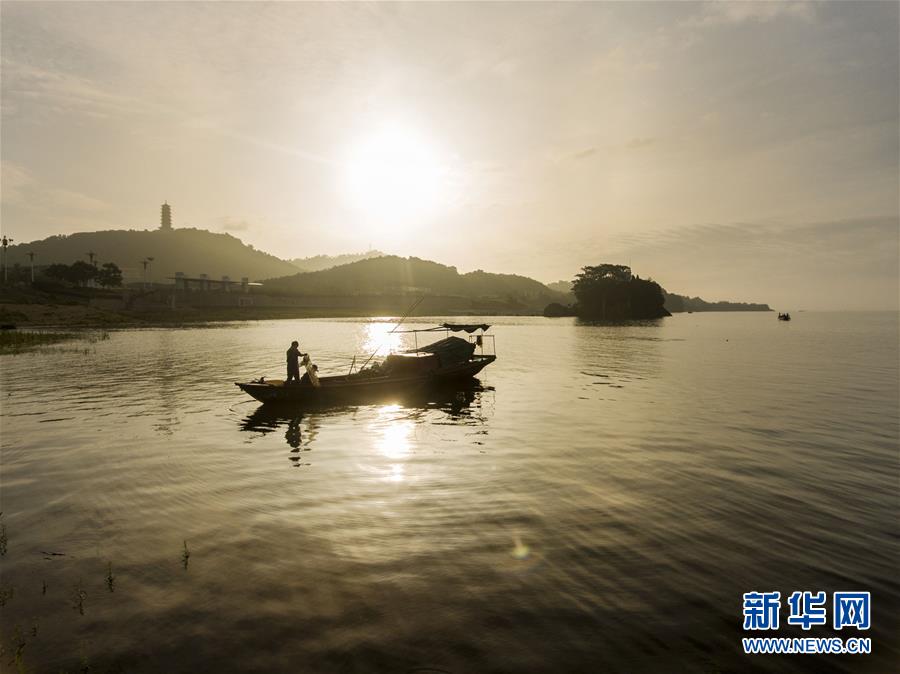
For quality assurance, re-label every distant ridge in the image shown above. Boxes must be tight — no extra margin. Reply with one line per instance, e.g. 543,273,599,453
263,255,568,311
5,228,298,282
547,280,574,294
288,250,385,272
662,291,771,313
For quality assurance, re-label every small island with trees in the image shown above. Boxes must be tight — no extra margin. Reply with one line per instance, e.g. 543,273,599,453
544,263,771,320
544,264,670,320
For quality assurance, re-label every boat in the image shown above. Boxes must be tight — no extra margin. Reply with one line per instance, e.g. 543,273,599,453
777,312,791,321
239,380,488,437
235,323,497,404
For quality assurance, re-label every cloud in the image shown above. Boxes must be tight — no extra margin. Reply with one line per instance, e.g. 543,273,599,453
572,147,598,160
1,61,152,120
0,161,32,202
3,58,333,165
216,217,251,232
624,137,657,150
1,160,111,216
49,189,111,212
600,216,899,309
688,1,816,28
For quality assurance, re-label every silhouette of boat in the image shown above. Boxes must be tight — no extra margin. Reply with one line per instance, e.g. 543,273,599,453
236,323,497,403
777,312,791,321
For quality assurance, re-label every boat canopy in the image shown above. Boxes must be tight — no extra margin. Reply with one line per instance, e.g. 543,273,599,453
441,323,490,333
403,336,476,365
398,323,490,334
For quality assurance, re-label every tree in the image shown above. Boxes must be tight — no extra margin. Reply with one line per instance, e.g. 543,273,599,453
44,263,71,282
543,302,576,317
97,262,123,288
573,265,631,319
572,263,669,320
66,260,99,287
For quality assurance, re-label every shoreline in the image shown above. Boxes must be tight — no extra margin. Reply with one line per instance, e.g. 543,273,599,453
0,301,542,329
0,300,782,331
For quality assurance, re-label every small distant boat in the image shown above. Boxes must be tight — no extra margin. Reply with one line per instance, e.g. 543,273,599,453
777,313,791,321
236,323,497,404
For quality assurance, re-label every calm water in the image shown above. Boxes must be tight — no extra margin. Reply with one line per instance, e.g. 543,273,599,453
1,313,897,673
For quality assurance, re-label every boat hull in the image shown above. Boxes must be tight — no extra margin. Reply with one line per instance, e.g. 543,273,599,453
236,355,495,404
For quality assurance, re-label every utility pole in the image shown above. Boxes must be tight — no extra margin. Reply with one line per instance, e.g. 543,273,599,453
141,259,150,289
86,251,98,288
27,251,35,283
1,236,13,283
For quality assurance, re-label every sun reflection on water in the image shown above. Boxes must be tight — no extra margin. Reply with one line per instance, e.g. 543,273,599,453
361,319,406,359
372,404,414,482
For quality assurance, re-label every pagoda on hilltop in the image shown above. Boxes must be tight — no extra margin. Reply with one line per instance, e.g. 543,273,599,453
160,202,172,231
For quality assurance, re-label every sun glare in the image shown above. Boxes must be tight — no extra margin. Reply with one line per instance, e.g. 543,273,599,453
341,122,449,222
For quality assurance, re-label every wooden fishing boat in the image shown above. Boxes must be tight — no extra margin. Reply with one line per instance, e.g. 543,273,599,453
235,323,496,404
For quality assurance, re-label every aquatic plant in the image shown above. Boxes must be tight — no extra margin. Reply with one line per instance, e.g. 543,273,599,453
11,624,27,674
0,585,13,607
71,580,87,615
0,624,30,673
78,641,91,674
0,329,109,354
84,330,111,343
106,562,115,593
0,331,77,353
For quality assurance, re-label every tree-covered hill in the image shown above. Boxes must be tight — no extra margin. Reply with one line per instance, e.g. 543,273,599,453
662,291,771,312
263,255,568,310
5,228,298,282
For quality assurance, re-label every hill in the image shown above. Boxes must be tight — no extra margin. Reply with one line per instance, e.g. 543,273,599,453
289,250,385,272
263,255,568,311
662,291,771,313
547,280,574,294
5,228,298,283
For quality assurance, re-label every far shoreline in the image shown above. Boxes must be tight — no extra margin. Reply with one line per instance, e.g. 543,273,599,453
0,302,545,329
0,300,780,331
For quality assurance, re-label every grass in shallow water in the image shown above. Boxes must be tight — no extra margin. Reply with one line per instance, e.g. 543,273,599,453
0,330,109,354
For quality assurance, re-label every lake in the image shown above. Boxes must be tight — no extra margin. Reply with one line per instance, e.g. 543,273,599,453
1,312,897,673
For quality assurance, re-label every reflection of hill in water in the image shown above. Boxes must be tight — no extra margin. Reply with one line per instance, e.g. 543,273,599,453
239,381,492,457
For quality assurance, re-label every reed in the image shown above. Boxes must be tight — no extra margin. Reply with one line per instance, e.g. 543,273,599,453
71,580,86,615
0,331,76,353
11,624,27,674
0,585,14,607
0,329,109,354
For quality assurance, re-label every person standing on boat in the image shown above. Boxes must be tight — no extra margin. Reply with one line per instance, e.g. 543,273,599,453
286,341,307,384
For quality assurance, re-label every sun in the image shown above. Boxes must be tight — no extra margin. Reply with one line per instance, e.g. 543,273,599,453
340,122,450,224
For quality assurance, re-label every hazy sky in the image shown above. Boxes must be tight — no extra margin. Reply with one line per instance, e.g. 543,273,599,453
2,1,898,309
